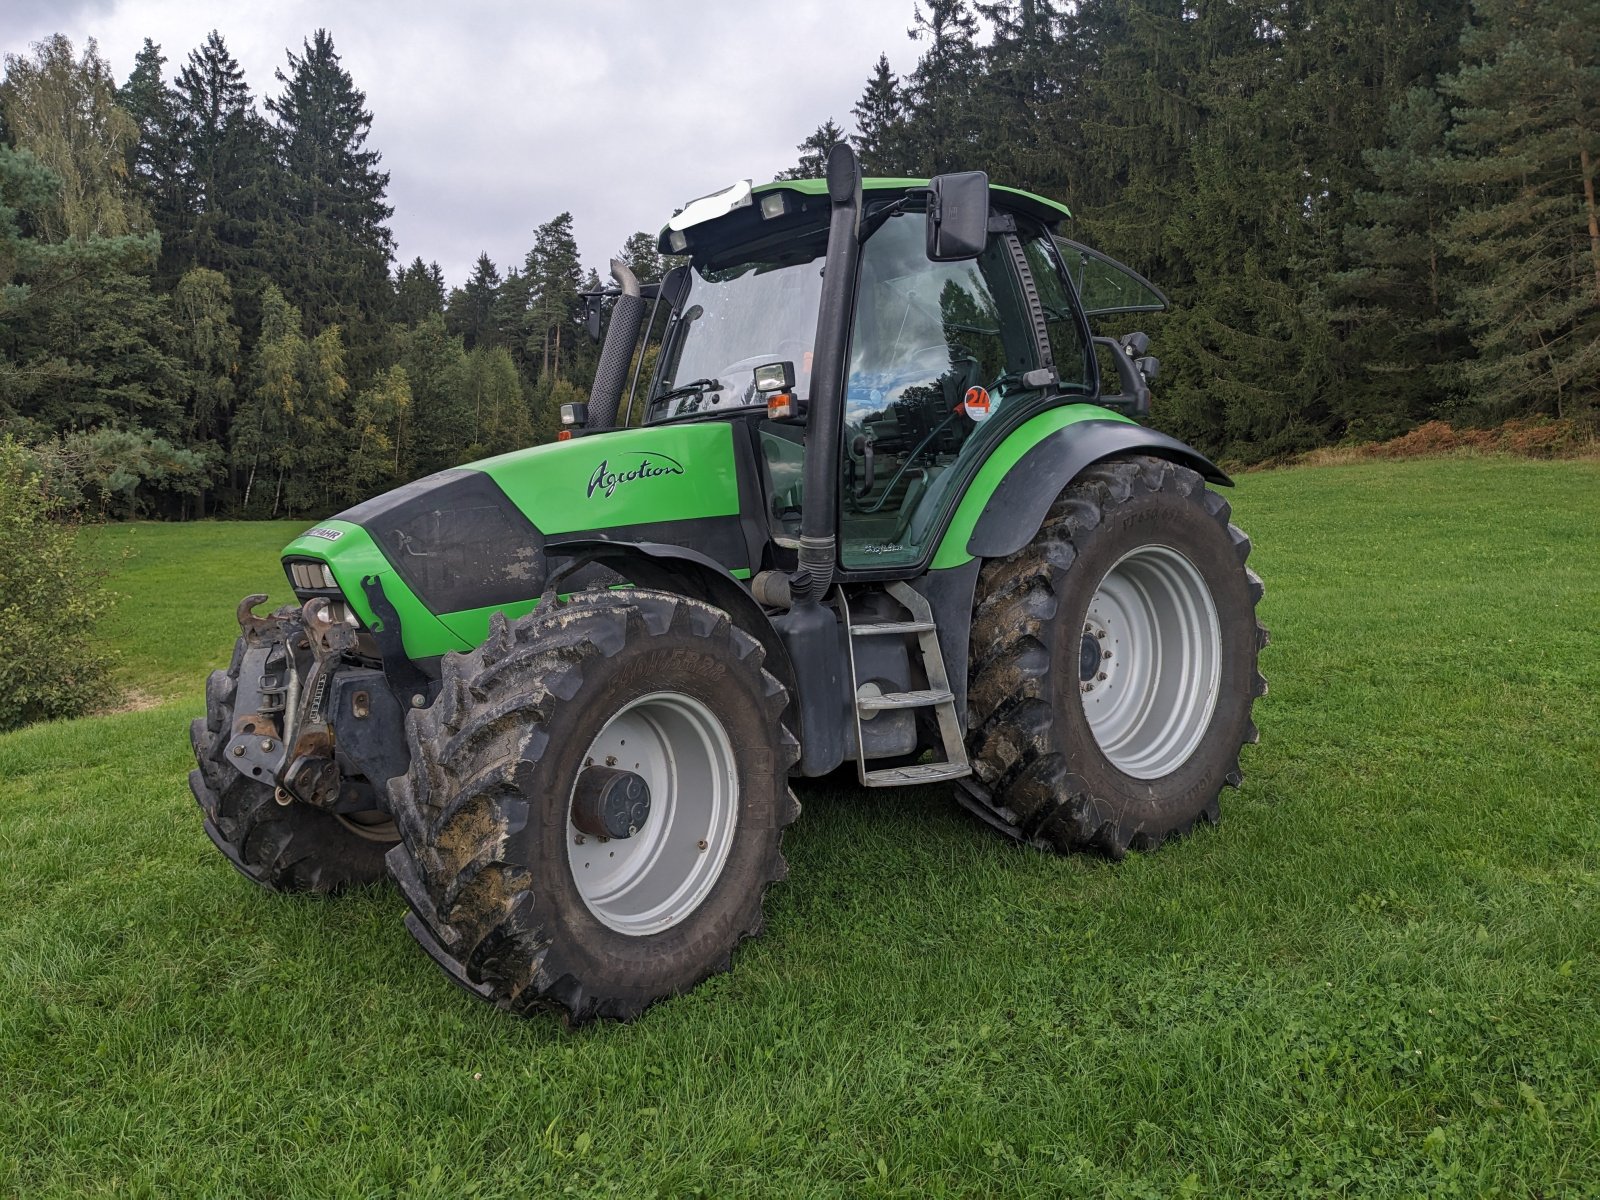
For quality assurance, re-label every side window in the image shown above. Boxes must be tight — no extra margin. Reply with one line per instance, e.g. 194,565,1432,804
1053,237,1169,316
839,214,1035,569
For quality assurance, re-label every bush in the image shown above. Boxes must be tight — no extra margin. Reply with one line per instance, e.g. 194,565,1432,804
0,437,118,730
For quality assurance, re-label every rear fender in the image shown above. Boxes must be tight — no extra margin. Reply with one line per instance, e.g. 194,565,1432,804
932,412,1229,567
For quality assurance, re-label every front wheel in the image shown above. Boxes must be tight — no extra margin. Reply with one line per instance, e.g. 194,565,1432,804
385,589,799,1023
963,456,1268,857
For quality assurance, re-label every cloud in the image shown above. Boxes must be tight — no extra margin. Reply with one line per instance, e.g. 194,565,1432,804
3,0,926,286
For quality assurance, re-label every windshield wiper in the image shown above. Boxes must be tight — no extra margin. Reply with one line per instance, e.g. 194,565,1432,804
652,378,722,413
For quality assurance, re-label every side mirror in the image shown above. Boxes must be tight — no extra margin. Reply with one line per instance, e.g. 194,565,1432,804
926,170,989,262
582,295,603,342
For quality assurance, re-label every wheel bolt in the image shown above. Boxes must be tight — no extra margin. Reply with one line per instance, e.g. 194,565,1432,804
697,839,708,850
1098,672,1107,681
1080,682,1093,693
1096,630,1106,640
1103,650,1112,660
574,834,584,845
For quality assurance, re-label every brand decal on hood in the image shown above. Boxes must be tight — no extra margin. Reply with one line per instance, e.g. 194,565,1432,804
304,526,344,542
587,453,686,500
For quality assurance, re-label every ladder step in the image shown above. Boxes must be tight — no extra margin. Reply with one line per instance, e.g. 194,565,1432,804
857,688,954,712
849,620,936,636
862,762,973,787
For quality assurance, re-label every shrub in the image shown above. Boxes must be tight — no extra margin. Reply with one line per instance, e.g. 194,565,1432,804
0,437,118,730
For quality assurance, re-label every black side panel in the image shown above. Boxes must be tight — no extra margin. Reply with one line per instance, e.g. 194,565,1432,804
966,420,1230,560
908,558,982,731
339,470,547,614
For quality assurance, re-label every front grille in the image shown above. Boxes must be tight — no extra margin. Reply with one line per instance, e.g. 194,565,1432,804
288,560,337,590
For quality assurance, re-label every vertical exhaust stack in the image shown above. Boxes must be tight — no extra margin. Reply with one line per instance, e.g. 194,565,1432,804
586,259,645,431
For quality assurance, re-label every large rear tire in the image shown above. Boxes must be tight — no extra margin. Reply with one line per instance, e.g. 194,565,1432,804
189,632,391,893
386,589,799,1023
963,456,1268,857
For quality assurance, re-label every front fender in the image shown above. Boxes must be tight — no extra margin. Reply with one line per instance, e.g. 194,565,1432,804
546,539,797,714
930,408,1229,568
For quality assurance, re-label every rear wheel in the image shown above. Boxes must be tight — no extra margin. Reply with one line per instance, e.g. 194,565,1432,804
189,631,391,893
963,456,1268,857
386,589,799,1023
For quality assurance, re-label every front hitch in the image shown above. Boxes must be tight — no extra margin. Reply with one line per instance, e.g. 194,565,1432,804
222,595,347,808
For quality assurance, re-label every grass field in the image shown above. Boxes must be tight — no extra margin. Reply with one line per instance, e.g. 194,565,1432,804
3,457,1598,1197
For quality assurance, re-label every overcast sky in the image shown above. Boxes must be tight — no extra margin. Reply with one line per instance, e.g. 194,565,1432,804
1,0,934,288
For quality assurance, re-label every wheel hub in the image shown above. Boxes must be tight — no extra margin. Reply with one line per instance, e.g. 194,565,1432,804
571,765,652,839
566,691,739,937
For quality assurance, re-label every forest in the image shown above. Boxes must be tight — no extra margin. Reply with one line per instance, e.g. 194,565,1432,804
1,0,1595,520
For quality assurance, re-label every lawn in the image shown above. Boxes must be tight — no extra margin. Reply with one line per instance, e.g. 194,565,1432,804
2,457,1597,1197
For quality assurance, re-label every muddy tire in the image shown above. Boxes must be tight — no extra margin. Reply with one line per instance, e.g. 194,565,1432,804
189,634,391,893
962,455,1268,857
386,588,799,1023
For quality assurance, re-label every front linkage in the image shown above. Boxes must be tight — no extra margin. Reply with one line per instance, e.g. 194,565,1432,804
189,596,400,894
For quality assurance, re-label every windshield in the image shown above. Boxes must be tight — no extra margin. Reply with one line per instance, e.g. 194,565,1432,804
646,229,827,421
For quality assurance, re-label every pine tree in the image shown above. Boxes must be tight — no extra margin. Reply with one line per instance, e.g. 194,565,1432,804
852,54,906,175
618,231,663,283
1437,0,1600,423
904,0,981,174
118,39,184,257
446,252,500,348
171,31,266,287
394,256,445,325
265,29,394,369
524,213,581,382
778,119,848,180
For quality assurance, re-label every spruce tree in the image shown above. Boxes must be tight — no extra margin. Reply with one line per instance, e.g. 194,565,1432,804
778,119,848,180
265,29,394,370
524,213,581,382
446,252,501,348
1437,0,1600,423
852,54,906,175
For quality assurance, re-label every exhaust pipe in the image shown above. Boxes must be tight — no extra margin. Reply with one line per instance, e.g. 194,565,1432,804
586,259,645,430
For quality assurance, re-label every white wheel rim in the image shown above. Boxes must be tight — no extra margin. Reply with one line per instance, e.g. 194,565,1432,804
566,691,739,936
1078,545,1222,780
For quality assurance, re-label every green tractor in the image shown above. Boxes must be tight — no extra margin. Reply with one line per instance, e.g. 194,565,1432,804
191,147,1267,1022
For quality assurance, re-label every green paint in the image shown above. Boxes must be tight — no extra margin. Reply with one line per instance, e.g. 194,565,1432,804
467,421,740,533
752,176,1072,222
929,404,1137,569
280,428,755,658
280,520,469,660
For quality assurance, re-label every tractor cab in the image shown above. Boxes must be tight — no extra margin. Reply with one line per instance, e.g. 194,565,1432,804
618,174,1161,570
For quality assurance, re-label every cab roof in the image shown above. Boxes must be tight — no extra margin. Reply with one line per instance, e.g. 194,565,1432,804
657,177,1072,261
753,177,1071,224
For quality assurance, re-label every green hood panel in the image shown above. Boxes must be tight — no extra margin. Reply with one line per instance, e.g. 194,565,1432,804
279,422,747,663
468,421,741,532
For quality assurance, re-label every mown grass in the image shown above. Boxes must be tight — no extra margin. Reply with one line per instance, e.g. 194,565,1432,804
3,458,1598,1197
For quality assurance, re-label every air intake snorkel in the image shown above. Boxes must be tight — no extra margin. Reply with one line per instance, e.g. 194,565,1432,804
789,143,863,606
584,258,645,431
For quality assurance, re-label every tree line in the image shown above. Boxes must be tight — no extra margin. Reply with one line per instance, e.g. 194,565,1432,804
791,0,1597,458
0,30,669,519
2,1,1595,526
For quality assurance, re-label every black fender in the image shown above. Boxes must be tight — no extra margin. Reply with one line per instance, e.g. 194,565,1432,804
966,419,1230,560
544,538,798,717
